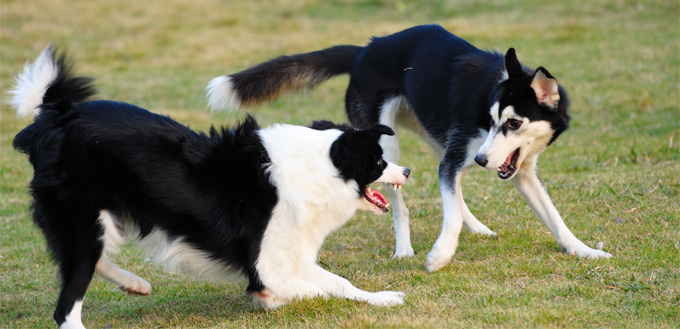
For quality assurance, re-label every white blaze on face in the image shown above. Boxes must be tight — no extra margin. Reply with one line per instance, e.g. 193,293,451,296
477,103,554,176
374,161,409,187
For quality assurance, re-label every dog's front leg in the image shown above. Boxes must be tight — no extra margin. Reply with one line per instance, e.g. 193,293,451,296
307,265,405,306
512,156,612,259
425,169,467,273
384,184,415,258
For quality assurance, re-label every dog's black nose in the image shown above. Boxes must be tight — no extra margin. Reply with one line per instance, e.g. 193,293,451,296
403,168,411,178
474,155,488,167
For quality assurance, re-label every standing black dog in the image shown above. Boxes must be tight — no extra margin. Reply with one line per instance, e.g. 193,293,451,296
207,24,612,272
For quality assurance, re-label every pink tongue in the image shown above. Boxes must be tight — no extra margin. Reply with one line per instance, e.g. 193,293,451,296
504,151,514,166
367,187,387,205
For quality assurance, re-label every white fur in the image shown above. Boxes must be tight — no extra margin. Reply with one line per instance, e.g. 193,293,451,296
378,97,413,258
378,96,446,258
489,101,500,123
137,228,242,282
511,156,612,259
379,97,495,259
426,176,465,272
254,124,407,307
459,131,497,236
206,75,241,111
98,210,125,254
96,211,152,295
472,105,611,260
59,300,84,329
9,46,59,118
425,131,495,272
477,105,555,180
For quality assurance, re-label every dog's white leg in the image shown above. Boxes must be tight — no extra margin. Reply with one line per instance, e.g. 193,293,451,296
379,97,414,258
96,210,152,295
59,300,85,329
253,276,326,309
385,185,414,258
95,258,152,296
512,156,612,259
308,265,405,306
461,131,496,236
426,171,466,272
460,191,496,236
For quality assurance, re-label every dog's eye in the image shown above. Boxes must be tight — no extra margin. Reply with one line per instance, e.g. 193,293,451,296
507,119,522,129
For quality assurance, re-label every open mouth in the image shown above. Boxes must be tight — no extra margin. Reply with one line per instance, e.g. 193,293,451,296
387,183,403,190
498,148,520,180
364,187,389,213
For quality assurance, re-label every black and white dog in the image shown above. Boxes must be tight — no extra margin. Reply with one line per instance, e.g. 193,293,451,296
11,47,410,329
206,24,612,273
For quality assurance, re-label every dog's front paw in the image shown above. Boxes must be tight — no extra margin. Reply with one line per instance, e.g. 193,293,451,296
366,291,405,306
392,244,415,259
425,247,454,273
253,288,287,309
567,245,612,259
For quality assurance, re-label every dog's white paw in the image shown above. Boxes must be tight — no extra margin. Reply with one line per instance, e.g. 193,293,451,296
471,227,497,236
366,291,405,306
114,277,152,296
425,247,454,273
464,218,497,236
567,246,613,259
392,244,415,259
253,288,287,309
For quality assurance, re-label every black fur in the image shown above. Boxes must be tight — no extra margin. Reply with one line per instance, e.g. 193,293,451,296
217,24,569,185
232,45,362,106
15,47,409,326
311,120,395,198
15,57,278,324
208,24,608,272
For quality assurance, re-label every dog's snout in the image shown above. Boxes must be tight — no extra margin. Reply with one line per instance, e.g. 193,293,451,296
474,155,488,167
403,168,411,179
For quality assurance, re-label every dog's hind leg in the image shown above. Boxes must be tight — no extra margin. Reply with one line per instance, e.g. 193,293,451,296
33,205,103,329
95,211,152,296
511,156,612,259
461,201,496,236
95,258,152,296
378,96,414,258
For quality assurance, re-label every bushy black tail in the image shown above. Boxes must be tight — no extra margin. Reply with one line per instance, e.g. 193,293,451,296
9,45,95,118
206,45,362,111
11,46,96,155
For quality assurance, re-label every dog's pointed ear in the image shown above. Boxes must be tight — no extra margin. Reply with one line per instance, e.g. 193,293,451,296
335,124,393,150
370,124,395,137
504,48,524,80
531,67,560,109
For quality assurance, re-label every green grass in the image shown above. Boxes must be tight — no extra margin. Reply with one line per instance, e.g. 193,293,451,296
1,0,678,328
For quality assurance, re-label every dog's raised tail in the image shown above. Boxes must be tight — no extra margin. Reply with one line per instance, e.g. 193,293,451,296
9,45,95,118
207,45,362,111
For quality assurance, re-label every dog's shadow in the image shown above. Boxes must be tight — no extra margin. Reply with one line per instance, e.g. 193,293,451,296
86,277,260,326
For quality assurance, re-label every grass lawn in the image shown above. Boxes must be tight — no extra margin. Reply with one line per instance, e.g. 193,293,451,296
1,0,678,328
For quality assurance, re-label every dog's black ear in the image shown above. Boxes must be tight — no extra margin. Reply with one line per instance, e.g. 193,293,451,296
310,120,355,132
310,120,339,131
504,48,524,80
370,124,395,137
531,67,560,109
